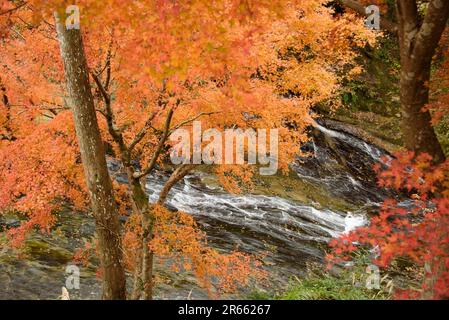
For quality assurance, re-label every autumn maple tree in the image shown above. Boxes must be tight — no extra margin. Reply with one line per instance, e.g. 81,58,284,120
0,0,374,299
329,151,449,299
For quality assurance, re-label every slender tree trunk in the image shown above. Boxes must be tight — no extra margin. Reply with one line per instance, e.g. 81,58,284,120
141,217,155,300
125,169,154,300
128,165,194,299
55,13,127,300
125,110,174,299
396,0,448,164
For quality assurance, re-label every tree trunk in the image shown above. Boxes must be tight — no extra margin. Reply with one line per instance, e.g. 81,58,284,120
128,165,194,299
55,13,127,300
396,0,448,164
125,170,154,300
399,60,445,163
340,0,448,163
141,217,155,300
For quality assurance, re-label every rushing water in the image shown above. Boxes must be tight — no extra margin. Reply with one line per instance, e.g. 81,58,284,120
0,120,392,299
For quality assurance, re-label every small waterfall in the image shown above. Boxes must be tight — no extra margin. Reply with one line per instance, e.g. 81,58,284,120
312,120,385,161
121,120,386,289
294,119,392,205
0,120,389,299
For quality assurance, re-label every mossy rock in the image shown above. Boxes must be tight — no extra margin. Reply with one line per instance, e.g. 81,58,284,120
24,239,72,266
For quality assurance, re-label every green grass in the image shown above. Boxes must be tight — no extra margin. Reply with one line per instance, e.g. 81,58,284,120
276,274,387,300
248,253,393,300
248,273,390,300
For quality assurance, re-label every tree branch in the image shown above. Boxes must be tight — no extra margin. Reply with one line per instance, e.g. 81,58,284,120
0,1,27,16
157,164,196,205
91,71,131,164
92,72,111,106
412,0,449,67
133,108,174,179
101,33,114,91
169,111,221,135
133,110,220,179
128,111,159,152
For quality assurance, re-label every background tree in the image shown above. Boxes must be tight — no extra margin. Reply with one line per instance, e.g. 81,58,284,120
340,0,449,163
330,2,449,299
396,0,448,164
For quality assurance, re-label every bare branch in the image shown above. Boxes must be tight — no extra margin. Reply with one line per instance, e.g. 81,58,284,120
133,108,174,179
37,104,107,118
0,1,27,16
105,37,113,91
133,110,219,179
91,71,131,164
157,164,196,205
169,111,221,134
128,110,159,152
91,72,111,106
95,33,114,91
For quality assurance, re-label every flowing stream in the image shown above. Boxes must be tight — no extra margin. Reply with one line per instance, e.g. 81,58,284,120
0,120,394,299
